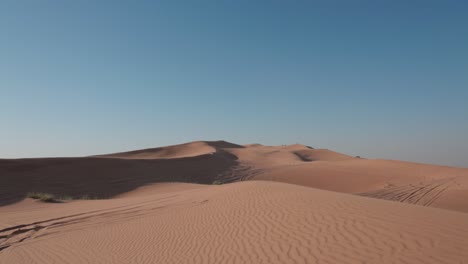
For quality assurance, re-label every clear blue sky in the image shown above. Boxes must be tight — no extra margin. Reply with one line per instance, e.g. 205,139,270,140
1,0,467,167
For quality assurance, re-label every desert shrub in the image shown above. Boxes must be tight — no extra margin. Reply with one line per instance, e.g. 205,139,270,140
79,194,100,200
80,194,91,200
27,192,56,202
58,195,73,200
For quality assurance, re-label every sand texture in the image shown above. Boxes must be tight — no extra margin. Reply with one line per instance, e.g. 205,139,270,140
1,141,468,263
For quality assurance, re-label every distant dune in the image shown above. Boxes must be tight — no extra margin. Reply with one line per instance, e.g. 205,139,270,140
1,140,468,212
96,140,244,159
2,140,468,263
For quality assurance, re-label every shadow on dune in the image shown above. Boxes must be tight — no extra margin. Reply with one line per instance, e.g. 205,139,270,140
204,140,245,149
0,151,238,206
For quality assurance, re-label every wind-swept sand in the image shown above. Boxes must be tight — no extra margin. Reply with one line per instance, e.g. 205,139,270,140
2,140,467,211
1,140,468,263
1,181,468,263
235,144,468,213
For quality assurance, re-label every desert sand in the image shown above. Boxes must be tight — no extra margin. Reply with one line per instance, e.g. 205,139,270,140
1,140,468,263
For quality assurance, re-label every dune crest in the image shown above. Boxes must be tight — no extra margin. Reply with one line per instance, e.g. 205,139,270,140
95,140,243,160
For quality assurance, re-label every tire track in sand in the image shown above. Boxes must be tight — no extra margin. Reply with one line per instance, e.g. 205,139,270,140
358,178,455,207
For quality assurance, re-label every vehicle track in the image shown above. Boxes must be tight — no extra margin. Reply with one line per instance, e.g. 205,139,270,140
359,178,455,207
216,162,265,183
0,195,191,252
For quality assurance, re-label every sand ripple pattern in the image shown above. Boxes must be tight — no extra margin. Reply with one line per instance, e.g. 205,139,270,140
1,181,468,264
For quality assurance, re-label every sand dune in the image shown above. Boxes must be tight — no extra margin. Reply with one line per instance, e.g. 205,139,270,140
1,181,468,263
225,143,468,212
1,140,468,212
96,140,243,159
1,140,468,263
252,157,468,212
0,143,237,206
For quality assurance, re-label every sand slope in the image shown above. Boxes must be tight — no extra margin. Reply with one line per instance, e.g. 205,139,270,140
1,181,468,264
0,145,237,206
1,140,468,212
224,143,468,212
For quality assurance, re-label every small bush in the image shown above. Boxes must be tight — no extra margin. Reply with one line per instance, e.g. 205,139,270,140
27,192,56,202
27,192,41,199
212,180,223,185
79,194,100,200
58,195,73,201
80,194,91,200
27,192,102,202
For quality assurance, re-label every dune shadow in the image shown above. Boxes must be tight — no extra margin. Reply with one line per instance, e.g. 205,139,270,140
292,152,313,162
0,152,238,206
